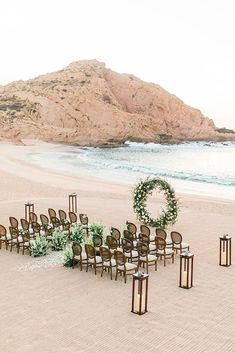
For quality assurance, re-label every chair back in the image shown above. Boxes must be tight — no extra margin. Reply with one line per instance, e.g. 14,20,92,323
136,241,149,257
111,227,121,243
106,235,118,250
123,229,134,242
171,231,182,245
59,209,67,223
29,212,37,224
139,232,150,244
156,236,166,250
93,235,103,248
126,221,137,238
21,218,30,232
9,226,19,240
48,208,56,221
156,228,167,240
140,225,150,236
85,244,95,259
79,214,88,225
40,214,50,227
0,225,7,239
51,216,61,229
100,246,112,262
32,221,41,234
114,250,126,267
72,242,82,256
9,217,18,229
69,211,77,224
121,238,133,254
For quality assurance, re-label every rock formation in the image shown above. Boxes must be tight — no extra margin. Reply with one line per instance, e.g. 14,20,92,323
0,60,234,146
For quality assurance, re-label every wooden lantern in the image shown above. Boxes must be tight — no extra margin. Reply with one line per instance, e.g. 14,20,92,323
131,272,149,315
69,193,77,213
219,235,232,267
179,252,194,289
24,202,34,221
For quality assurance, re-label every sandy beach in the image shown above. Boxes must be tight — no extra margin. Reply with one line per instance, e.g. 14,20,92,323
0,140,235,353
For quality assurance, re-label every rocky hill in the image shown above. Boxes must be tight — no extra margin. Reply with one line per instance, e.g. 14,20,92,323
0,60,234,146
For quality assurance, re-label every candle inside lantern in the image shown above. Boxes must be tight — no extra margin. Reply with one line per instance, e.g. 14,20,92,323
134,293,145,312
182,270,188,287
221,251,227,265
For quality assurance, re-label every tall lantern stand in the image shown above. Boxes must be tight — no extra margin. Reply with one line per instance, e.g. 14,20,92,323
25,202,34,222
179,252,194,289
69,193,77,213
219,235,232,267
131,272,149,315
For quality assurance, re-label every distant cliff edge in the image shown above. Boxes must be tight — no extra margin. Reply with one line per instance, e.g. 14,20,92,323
0,60,234,146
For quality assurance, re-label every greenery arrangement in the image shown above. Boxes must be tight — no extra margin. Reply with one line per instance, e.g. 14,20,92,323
31,235,49,257
63,243,73,268
90,222,104,244
133,177,179,228
51,229,67,251
70,223,85,244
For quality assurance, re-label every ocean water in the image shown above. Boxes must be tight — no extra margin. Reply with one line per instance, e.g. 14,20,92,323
29,141,235,199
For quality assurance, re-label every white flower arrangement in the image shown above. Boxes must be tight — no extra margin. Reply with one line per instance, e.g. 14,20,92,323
133,177,179,228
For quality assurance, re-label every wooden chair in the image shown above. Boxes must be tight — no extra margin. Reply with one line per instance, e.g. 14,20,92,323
121,238,139,263
48,208,57,222
69,211,77,224
51,216,61,229
79,214,89,236
110,227,121,245
9,216,18,229
123,229,137,248
171,231,189,254
31,221,42,238
58,209,68,224
139,232,156,254
9,227,31,254
126,221,137,239
85,244,102,275
136,241,157,273
106,235,121,254
0,225,12,250
40,214,52,233
100,246,116,280
93,235,103,252
29,211,38,224
156,228,172,248
140,224,155,242
21,218,34,238
155,237,174,266
114,250,138,283
72,242,87,271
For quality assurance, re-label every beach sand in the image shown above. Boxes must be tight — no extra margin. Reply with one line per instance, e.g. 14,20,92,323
0,140,234,353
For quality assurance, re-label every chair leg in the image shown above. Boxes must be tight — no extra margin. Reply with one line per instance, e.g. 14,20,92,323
155,260,157,271
94,264,97,275
124,272,127,283
146,262,149,274
72,258,75,269
86,262,88,272
110,267,112,280
115,268,118,281
17,244,19,254
172,253,174,264
164,256,166,267
101,265,104,277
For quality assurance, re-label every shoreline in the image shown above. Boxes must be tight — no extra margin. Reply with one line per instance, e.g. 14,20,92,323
0,139,235,204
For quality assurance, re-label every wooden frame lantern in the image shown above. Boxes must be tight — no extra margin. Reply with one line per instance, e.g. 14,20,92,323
69,193,77,213
131,272,149,315
179,252,194,289
219,235,232,267
25,202,34,222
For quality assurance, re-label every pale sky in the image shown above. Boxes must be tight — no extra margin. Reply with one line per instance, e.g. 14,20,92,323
1,0,235,129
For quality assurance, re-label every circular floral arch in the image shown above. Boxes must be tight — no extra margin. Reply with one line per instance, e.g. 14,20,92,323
133,177,178,228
